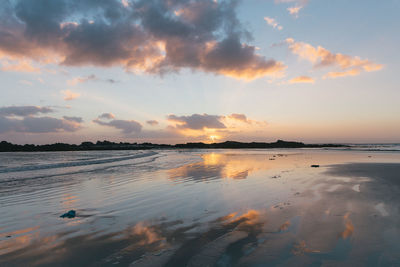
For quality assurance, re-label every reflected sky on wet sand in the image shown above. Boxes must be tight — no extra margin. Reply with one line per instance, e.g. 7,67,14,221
1,149,400,266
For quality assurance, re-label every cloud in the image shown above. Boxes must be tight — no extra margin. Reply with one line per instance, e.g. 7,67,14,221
224,113,267,128
67,74,97,86
94,113,142,134
89,112,264,142
323,69,361,79
121,0,130,8
0,0,285,80
287,6,302,17
264,17,283,30
289,75,314,84
286,38,383,78
99,113,115,120
0,115,81,133
167,113,227,141
0,109,267,142
67,74,118,86
0,59,40,72
146,120,159,126
93,119,142,134
105,78,118,84
228,113,251,123
0,106,53,117
0,105,82,133
165,113,267,142
20,116,81,132
199,36,286,80
275,0,308,17
63,116,83,123
61,89,80,101
167,114,226,130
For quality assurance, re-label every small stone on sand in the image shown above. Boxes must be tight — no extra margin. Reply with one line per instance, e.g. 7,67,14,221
60,210,76,218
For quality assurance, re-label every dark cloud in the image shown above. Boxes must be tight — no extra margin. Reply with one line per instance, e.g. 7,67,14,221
93,118,142,134
75,74,97,83
0,116,19,133
228,113,249,123
0,105,82,133
105,78,118,84
146,120,159,126
0,106,53,117
167,113,226,130
62,20,147,66
68,74,119,85
98,113,115,120
0,116,81,133
0,0,284,79
63,116,83,123
21,116,80,132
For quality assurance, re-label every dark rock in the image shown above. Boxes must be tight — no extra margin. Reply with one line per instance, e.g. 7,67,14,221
311,165,320,168
60,210,76,218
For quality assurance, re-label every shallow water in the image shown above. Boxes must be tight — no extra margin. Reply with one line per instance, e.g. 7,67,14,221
1,149,400,266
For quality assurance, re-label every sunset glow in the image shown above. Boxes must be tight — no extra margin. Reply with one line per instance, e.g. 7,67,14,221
0,0,398,144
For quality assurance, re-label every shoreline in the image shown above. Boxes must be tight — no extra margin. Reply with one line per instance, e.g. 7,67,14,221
0,140,346,152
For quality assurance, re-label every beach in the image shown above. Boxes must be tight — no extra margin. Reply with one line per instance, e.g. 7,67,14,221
1,148,400,266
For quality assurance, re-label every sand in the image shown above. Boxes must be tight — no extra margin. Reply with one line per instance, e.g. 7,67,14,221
0,149,399,266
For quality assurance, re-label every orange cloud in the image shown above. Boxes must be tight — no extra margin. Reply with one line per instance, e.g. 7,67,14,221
61,90,80,101
339,212,354,239
289,75,314,84
216,60,286,80
130,222,165,246
323,68,361,79
274,0,308,17
228,113,250,123
165,113,268,142
121,0,130,8
264,17,283,30
287,6,302,16
67,74,97,86
1,59,40,73
286,38,383,79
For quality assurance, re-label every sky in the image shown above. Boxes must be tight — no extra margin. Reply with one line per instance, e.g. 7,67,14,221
0,0,399,144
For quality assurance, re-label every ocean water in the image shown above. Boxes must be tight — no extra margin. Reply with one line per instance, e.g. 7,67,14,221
1,149,400,266
332,143,400,152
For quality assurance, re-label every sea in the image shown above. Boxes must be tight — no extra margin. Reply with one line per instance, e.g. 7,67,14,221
1,147,400,266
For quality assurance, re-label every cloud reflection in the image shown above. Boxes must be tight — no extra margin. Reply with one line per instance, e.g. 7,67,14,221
339,212,354,239
168,152,279,182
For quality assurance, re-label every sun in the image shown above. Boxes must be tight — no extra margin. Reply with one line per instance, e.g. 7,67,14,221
209,135,219,142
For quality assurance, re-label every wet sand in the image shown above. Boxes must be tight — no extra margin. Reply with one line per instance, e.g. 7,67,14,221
1,149,400,266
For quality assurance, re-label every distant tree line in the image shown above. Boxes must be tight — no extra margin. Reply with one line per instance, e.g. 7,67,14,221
0,140,346,152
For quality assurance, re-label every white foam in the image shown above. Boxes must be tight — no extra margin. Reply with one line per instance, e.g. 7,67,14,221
375,203,389,216
352,184,360,192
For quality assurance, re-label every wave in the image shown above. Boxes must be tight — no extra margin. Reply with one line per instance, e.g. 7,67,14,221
325,144,400,152
0,151,158,174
